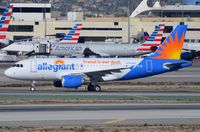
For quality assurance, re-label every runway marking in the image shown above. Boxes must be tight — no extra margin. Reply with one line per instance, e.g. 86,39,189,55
103,118,128,124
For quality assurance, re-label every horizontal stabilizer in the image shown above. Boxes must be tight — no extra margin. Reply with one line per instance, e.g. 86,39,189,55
164,62,187,69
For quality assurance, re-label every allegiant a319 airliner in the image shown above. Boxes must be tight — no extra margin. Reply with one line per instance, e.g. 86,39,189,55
4,24,191,92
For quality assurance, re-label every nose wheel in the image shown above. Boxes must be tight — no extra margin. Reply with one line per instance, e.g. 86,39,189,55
30,81,36,91
87,83,101,92
30,87,35,91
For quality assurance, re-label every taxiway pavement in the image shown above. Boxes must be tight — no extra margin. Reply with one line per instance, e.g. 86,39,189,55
0,103,200,126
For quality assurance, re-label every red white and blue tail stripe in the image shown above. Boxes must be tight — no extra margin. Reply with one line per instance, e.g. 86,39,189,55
137,24,165,52
0,5,13,38
0,5,13,40
59,24,82,44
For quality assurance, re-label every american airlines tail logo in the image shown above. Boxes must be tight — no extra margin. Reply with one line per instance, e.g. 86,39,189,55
59,24,82,44
37,60,79,72
137,24,165,52
0,5,13,40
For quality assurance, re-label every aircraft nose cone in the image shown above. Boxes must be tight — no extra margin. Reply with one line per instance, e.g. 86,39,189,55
4,69,14,78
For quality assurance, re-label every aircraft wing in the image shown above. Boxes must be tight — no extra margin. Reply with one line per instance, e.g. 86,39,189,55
56,67,131,82
84,68,131,82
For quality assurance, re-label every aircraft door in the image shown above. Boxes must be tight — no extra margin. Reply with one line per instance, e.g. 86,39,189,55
38,44,47,53
146,60,152,72
34,41,50,54
30,60,37,72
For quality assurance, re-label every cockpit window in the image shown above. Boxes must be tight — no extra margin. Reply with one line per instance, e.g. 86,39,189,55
12,64,17,67
12,64,23,68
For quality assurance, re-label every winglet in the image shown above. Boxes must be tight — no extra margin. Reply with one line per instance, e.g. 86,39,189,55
149,24,187,60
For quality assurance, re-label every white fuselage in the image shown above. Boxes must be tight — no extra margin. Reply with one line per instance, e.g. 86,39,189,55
183,42,200,51
5,58,142,81
4,42,200,57
2,42,147,57
50,43,145,57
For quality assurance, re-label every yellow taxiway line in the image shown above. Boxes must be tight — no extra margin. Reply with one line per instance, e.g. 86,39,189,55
103,118,128,124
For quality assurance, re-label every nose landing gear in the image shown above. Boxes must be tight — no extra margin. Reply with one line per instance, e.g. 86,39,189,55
30,81,36,91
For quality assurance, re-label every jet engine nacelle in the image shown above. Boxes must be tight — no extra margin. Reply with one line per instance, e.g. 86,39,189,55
62,75,83,88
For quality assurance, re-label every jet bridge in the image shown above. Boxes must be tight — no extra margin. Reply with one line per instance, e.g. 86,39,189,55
2,40,51,56
33,41,51,55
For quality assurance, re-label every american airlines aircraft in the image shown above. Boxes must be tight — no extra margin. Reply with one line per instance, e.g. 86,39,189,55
181,42,200,60
183,42,200,51
4,24,191,92
0,5,13,47
48,23,83,44
2,23,82,55
163,41,200,60
49,24,165,57
2,24,165,57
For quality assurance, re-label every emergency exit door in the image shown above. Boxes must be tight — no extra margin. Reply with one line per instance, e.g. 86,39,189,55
30,60,37,72
146,60,152,72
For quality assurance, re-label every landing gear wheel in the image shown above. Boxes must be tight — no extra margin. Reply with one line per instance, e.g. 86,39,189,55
87,83,101,92
94,85,101,92
30,87,35,91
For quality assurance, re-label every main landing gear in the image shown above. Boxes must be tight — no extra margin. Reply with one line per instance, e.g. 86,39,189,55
87,83,101,92
30,81,36,91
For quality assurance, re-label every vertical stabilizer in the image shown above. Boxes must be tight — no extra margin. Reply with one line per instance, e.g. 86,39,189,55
59,24,82,44
137,24,165,52
0,5,13,40
149,24,187,60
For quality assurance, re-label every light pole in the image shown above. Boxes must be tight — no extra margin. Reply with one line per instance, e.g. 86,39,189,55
127,0,131,44
181,0,184,24
44,4,47,38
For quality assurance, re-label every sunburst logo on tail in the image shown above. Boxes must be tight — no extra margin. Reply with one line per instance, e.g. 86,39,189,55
154,31,185,60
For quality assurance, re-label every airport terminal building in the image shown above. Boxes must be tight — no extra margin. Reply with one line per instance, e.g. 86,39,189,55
2,1,200,43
